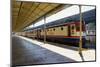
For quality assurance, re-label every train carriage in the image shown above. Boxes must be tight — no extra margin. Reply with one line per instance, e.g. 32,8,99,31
37,21,86,47
24,9,96,48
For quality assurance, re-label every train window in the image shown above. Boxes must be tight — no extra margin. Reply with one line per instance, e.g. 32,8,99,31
71,25,74,30
76,26,80,31
61,27,63,30
53,28,55,31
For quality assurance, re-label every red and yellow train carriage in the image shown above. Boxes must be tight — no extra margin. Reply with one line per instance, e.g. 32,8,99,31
36,21,86,47
21,9,95,48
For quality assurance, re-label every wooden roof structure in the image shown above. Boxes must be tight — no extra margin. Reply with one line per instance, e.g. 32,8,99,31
12,0,71,32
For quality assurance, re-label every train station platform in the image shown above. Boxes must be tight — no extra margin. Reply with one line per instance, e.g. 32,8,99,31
12,35,96,66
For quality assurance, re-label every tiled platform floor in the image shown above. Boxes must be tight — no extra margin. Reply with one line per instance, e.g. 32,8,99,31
12,35,75,66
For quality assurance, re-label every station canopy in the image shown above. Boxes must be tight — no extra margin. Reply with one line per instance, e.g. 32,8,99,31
12,0,72,32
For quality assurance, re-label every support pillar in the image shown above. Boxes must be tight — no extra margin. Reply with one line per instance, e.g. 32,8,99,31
79,5,83,55
44,16,46,44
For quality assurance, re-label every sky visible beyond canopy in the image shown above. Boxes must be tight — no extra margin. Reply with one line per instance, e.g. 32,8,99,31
28,5,95,28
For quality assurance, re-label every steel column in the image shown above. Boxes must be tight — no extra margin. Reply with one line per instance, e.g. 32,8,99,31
44,16,46,44
79,5,82,55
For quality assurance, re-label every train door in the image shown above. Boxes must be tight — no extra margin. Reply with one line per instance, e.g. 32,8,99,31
68,25,70,36
37,30,41,39
36,30,38,39
70,24,76,36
